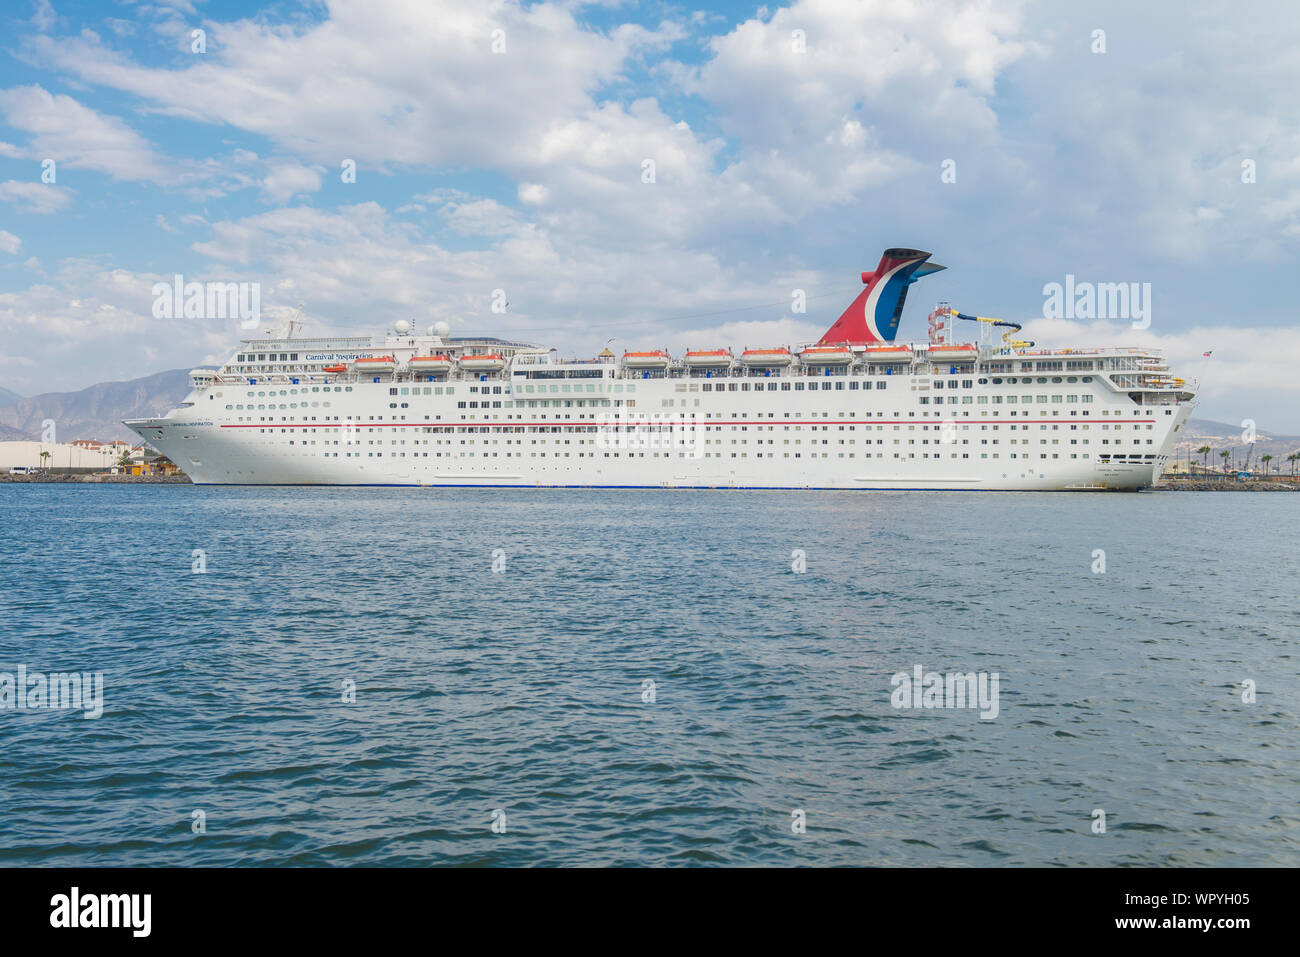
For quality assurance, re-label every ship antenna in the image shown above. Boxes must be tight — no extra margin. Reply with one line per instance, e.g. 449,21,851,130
285,302,307,339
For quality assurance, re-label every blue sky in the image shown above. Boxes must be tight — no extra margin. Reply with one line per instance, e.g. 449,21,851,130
1,0,1298,428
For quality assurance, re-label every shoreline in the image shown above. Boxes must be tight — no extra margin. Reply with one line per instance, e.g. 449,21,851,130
2,474,1297,490
0,473,193,484
1157,478,1299,492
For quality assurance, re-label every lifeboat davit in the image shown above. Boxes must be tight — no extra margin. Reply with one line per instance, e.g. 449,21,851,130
354,356,397,373
740,347,793,367
623,350,671,369
926,343,979,362
322,364,347,374
800,345,854,366
408,355,453,374
460,353,506,372
684,349,733,368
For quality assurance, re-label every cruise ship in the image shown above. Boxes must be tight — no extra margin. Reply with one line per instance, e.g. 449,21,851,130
125,248,1196,490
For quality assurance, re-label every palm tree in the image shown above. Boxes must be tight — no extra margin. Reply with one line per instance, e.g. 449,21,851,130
1261,454,1273,476
1288,452,1299,478
1219,449,1232,475
1196,445,1211,474
38,450,50,473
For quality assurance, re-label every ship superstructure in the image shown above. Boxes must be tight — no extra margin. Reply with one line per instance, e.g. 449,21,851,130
125,249,1196,490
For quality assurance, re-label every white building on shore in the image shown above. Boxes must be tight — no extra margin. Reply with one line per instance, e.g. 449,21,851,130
0,440,135,472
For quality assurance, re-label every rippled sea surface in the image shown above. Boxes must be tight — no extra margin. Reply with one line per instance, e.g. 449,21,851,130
1,485,1297,867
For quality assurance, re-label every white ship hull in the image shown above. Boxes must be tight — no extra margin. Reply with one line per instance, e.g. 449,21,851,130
125,249,1197,491
127,369,1194,491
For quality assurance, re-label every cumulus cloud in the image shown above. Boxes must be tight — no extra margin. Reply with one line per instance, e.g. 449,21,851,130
176,200,843,360
517,183,548,204
260,161,325,204
0,84,175,183
1004,3,1300,262
23,1,660,169
0,179,74,213
692,0,1033,144
0,230,20,254
30,0,57,33
0,258,258,391
439,198,522,237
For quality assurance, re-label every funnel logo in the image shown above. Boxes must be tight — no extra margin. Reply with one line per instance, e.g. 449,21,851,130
818,248,947,346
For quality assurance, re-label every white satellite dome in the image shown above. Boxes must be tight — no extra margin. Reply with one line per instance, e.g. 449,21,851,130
432,320,451,339
394,319,412,335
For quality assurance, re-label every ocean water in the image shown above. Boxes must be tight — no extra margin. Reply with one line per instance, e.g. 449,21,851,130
0,485,1297,867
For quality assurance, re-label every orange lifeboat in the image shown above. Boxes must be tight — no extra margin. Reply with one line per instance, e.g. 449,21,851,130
408,354,453,374
460,353,506,372
322,364,347,373
927,343,979,362
684,349,732,368
622,350,671,369
800,345,854,366
863,344,913,359
354,356,397,373
740,347,793,367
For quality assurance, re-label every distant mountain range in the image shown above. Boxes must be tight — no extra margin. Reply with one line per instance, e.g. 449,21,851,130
1173,418,1300,471
0,370,199,444
0,387,25,438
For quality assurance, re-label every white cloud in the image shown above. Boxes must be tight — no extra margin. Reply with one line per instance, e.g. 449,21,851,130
0,230,20,254
260,161,325,204
0,258,253,392
0,179,74,213
0,84,175,183
17,3,736,247
31,0,57,33
1006,3,1300,262
25,2,664,170
693,1,1032,140
177,201,828,359
518,183,548,204
0,89,312,202
440,198,521,237
675,0,1036,211
9,1,1037,260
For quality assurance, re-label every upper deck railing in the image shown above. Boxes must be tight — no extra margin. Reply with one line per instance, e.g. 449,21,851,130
198,339,1192,397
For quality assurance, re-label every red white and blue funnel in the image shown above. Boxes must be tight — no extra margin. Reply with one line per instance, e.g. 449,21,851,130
817,248,946,346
